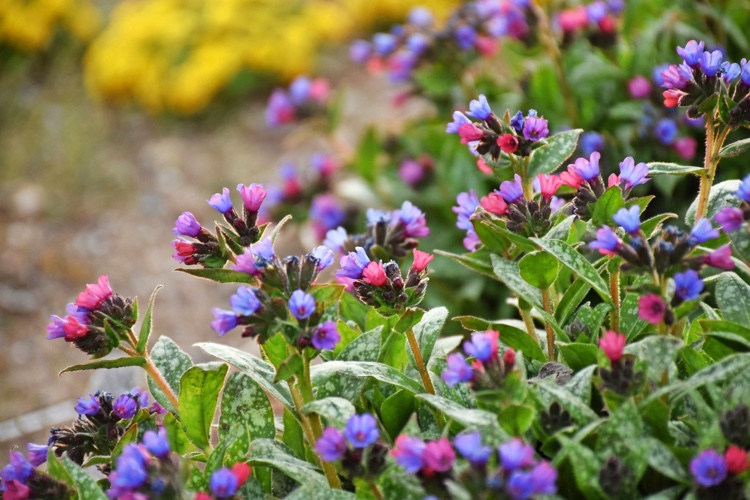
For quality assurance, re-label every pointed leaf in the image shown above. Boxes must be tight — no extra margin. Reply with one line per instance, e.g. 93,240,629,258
60,455,107,500
646,162,705,175
137,285,162,353
247,439,328,487
416,393,509,445
686,180,742,224
179,362,228,451
337,327,381,362
531,238,610,302
407,307,448,366
490,254,543,308
717,138,750,159
528,129,583,175
60,356,146,375
715,272,750,325
175,268,258,285
311,360,423,394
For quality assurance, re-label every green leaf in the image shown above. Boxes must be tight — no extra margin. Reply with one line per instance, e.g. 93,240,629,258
247,439,328,488
624,336,683,380
416,393,509,445
311,360,423,395
175,268,258,285
641,213,678,238
198,342,295,411
148,336,193,412
60,356,146,375
717,137,750,159
519,251,559,289
555,279,591,325
337,327,382,362
408,307,448,366
553,436,607,500
380,390,416,440
301,397,356,428
639,437,690,483
274,353,304,383
474,219,536,252
498,405,535,436
498,323,546,362
46,448,73,485
179,362,229,451
589,186,625,227
282,408,305,459
219,373,275,463
164,412,192,455
686,180,742,224
353,127,380,183
309,283,346,310
286,483,358,500
715,272,750,325
534,378,598,424
528,129,583,175
544,215,575,241
137,285,162,354
260,334,289,368
531,239,610,302
340,293,370,330
557,342,600,371
60,455,107,500
490,254,543,308
646,162,705,176
435,249,495,279
621,291,649,340
111,424,139,461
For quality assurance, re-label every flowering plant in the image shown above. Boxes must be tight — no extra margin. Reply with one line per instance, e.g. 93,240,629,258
8,1,750,499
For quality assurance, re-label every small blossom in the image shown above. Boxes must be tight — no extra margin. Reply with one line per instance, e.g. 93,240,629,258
349,39,371,63
599,330,626,362
143,428,170,459
288,290,316,320
323,227,349,254
628,75,652,98
265,89,295,126
499,439,535,471
394,200,430,238
373,33,397,55
453,190,480,231
674,270,704,301
312,321,340,351
208,187,233,214
660,63,692,89
715,207,744,232
75,394,100,416
467,94,492,120
480,192,508,216
311,246,335,270
399,159,427,187
412,249,434,272
408,6,433,27
560,170,585,189
655,118,678,145
618,157,649,188
510,110,525,131
26,443,48,467
689,219,720,245
109,445,149,492
663,89,687,107
362,262,387,286
210,468,239,499
316,428,348,462
230,287,261,317
638,294,666,324
231,463,252,487
75,275,113,310
703,245,734,270
690,450,727,487
336,247,371,280
458,123,484,144
700,50,723,77
392,435,426,473
172,238,196,263
725,445,749,474
113,394,138,419
476,157,492,174
236,183,267,212
580,132,605,156
3,450,33,485
523,116,549,142
211,308,238,336
454,25,477,50
507,471,534,500
568,152,601,181
172,212,202,237
463,230,481,251
422,438,455,472
442,353,473,387
677,40,705,66
454,432,491,465
537,174,562,201
722,61,741,83
612,206,641,234
738,174,750,203
497,133,519,154
463,330,499,363
673,137,698,160
345,413,379,448
446,111,472,134
530,461,558,495
589,226,622,255
499,174,524,203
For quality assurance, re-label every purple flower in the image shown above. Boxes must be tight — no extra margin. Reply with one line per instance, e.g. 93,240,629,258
467,94,492,120
336,247,371,280
674,269,704,301
367,208,391,226
618,157,649,188
689,218,720,245
208,188,233,214
392,435,426,473
700,50,723,77
690,450,727,487
407,33,430,55
2,451,33,484
741,58,750,86
589,226,622,255
454,432,491,465
109,445,148,493
612,206,641,234
408,7,433,28
312,321,340,350
530,461,558,495
454,25,477,51
26,443,48,467
499,174,524,203
75,394,100,416
230,287,261,317
442,353,473,387
323,227,349,254
677,40,705,66
311,246,335,270
288,290,316,320
499,438,535,471
113,394,138,419
310,194,347,235
463,332,495,363
446,111,472,134
507,471,535,500
399,159,427,187
738,174,750,203
345,414,379,448
569,152,601,181
130,387,148,408
703,245,734,270
234,238,275,276
586,0,607,21
350,39,371,63
211,308,238,336
288,76,311,105
316,428,347,462
715,207,744,232
423,438,456,472
510,110,525,132
722,61,741,83
523,116,549,142
265,89,295,127
143,428,170,459
172,212,202,237
453,190,480,231
655,118,678,145
373,33,397,56
464,230,481,251
580,132,605,156
393,200,429,237
660,63,692,89
210,467,239,498
237,183,267,212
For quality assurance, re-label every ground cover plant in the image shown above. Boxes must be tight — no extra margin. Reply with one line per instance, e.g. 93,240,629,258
6,1,750,499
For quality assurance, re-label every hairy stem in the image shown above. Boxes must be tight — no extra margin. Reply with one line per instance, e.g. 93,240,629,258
519,307,540,344
143,356,180,410
609,267,620,333
541,288,556,361
406,328,444,428
696,118,730,220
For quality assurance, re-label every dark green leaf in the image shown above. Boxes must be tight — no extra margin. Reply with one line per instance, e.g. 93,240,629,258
557,342,600,371
60,356,146,375
519,251,559,289
416,393,509,444
380,390,416,440
336,327,381,362
175,268,257,285
528,129,583,175
498,405,535,436
60,455,107,500
641,213,678,238
179,362,229,451
531,238,610,302
646,162,705,176
408,307,448,366
137,285,162,354
219,373,275,463
555,279,591,325
490,254,543,308
498,323,546,362
589,186,625,227
274,353,304,383
714,272,750,325
435,249,495,279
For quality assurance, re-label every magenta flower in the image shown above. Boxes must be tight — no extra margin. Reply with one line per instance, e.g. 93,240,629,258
702,245,734,270
599,330,626,362
638,294,666,324
362,261,387,286
236,183,267,212
536,174,562,201
412,249,434,272
715,207,744,232
422,438,455,472
75,275,113,310
312,321,340,351
392,435,426,473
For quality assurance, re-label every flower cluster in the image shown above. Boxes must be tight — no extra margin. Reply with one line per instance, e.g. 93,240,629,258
597,330,644,395
690,447,748,495
351,2,531,82
556,0,623,49
265,75,331,127
392,433,557,499
398,155,435,189
315,414,387,480
46,275,136,358
715,174,750,233
195,463,252,500
173,183,268,268
441,330,516,389
1,448,69,500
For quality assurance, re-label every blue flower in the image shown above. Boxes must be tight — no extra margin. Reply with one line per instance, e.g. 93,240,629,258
143,428,170,459
673,270,704,301
311,246,335,270
406,33,430,55
700,50,723,77
230,287,261,317
467,94,492,120
689,218,720,245
323,227,349,254
618,157,649,188
316,428,347,462
612,206,641,235
589,226,622,255
721,61,741,83
211,308,238,336
210,468,239,499
454,25,477,51
288,76,311,105
312,321,340,351
208,187,233,214
738,174,750,203
345,414,379,448
442,353,473,387
113,394,138,419
741,58,750,86
408,7,433,28
499,174,524,203
251,238,275,263
499,438,535,471
366,208,391,226
677,40,705,66
172,212,202,237
586,1,607,22
111,445,148,490
569,152,601,181
336,247,371,280
2,451,33,485
75,394,100,416
392,435,426,473
530,461,558,495
463,332,494,362
454,432,491,465
26,443,48,467
690,450,727,487
507,470,535,500
373,33,397,56
349,40,371,63
580,132,604,156
288,290,316,320
446,111,472,134
655,118,678,145
510,110,525,132
452,190,480,231
310,194,346,233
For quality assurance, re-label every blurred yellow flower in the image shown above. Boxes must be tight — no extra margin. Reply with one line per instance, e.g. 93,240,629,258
0,0,100,51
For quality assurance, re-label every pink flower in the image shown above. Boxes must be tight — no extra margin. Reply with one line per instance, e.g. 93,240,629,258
475,35,499,57
309,78,330,103
458,123,484,144
412,249,434,272
476,157,493,174
558,7,588,32
231,463,252,486
497,133,519,154
537,174,562,201
702,245,734,270
422,438,455,473
504,348,516,368
628,75,652,99
75,275,113,309
560,170,585,189
673,137,697,160
663,89,686,108
608,173,620,188
362,262,387,286
237,183,267,212
480,192,508,216
726,445,749,474
63,316,89,340
638,294,666,324
599,330,626,362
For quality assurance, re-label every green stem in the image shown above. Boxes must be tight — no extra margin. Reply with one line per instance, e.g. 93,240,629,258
609,267,620,333
144,356,180,410
695,118,730,221
519,307,540,345
521,157,534,201
369,481,385,500
541,288,556,361
405,328,444,428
